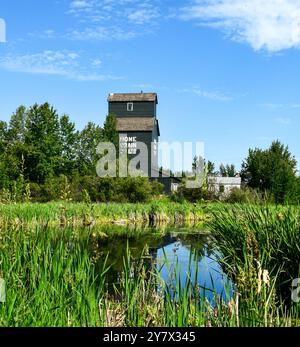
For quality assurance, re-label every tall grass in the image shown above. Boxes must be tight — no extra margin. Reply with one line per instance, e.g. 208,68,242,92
0,201,208,228
1,219,300,327
207,203,300,325
1,202,300,326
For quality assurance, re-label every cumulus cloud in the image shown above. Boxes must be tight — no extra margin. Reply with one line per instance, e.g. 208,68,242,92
180,0,300,52
0,50,121,81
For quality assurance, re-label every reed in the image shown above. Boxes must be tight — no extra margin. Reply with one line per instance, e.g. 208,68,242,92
207,203,300,324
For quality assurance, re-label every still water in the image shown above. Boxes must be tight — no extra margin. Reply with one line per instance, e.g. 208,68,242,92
92,227,232,301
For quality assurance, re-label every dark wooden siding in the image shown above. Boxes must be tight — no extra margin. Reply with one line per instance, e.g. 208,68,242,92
119,131,154,177
109,101,156,117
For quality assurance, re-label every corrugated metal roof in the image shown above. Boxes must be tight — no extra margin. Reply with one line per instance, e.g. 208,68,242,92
108,93,157,103
116,117,156,132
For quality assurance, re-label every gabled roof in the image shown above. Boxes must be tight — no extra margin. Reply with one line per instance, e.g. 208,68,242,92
108,93,158,103
116,117,158,132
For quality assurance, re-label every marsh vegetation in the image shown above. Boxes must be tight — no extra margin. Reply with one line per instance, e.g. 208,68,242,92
0,202,300,327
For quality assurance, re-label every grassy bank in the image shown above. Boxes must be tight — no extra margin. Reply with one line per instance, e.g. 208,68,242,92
0,201,208,228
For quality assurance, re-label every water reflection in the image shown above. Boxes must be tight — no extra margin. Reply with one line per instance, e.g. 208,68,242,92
92,227,232,301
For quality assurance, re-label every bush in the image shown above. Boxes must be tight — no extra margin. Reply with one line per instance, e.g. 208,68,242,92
75,176,163,203
223,187,273,204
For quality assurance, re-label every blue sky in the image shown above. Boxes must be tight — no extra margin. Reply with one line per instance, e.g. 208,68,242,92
0,0,300,172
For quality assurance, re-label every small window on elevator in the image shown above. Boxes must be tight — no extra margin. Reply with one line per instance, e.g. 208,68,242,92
127,102,133,112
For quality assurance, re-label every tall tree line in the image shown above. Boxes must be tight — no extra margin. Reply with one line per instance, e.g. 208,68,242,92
0,103,163,202
0,103,103,186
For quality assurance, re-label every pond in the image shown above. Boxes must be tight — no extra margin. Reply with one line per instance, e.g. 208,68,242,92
91,226,233,302
0,223,235,326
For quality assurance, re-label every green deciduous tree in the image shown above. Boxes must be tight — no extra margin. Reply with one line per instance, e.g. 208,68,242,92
102,113,119,151
241,140,297,203
24,103,61,182
59,114,79,175
77,122,103,175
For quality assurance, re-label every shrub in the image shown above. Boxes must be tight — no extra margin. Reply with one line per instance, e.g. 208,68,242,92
223,187,273,204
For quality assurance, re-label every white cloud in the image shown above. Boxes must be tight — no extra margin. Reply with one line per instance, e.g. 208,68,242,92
68,26,137,41
128,8,160,25
91,58,102,66
70,0,92,9
259,103,285,109
260,102,300,109
180,0,300,52
67,0,161,40
0,50,121,82
275,117,291,125
0,18,6,43
180,87,233,101
134,83,156,89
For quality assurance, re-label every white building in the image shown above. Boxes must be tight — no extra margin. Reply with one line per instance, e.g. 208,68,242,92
208,176,242,195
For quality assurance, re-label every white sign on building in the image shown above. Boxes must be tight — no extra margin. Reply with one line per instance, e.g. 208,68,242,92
119,135,138,155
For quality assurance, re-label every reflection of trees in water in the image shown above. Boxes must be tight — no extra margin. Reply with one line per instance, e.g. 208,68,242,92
180,234,216,259
91,233,163,290
89,227,214,292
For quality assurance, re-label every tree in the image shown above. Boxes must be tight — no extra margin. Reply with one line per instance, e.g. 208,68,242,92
207,160,215,175
58,114,79,175
0,121,9,188
241,140,297,203
24,103,61,183
2,107,28,182
102,113,119,151
7,106,26,143
77,122,103,175
219,164,236,177
0,121,7,154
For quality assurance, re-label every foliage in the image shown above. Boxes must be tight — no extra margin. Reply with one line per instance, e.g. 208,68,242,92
207,160,215,175
241,140,298,203
0,104,165,203
178,158,209,202
223,187,273,204
207,203,300,315
102,113,119,152
219,163,236,177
